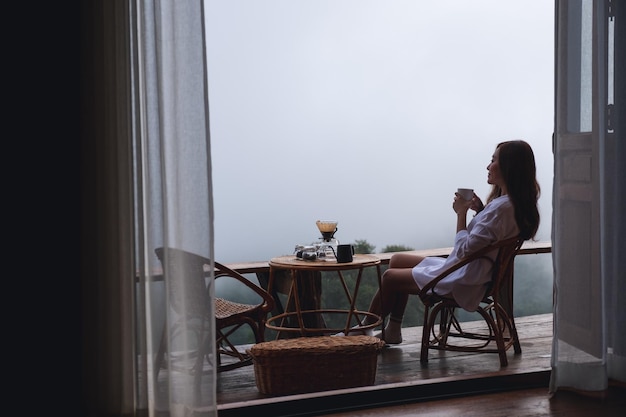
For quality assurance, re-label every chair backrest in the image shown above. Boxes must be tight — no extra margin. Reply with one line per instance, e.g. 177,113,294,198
485,237,524,316
155,247,212,319
154,247,275,319
418,236,524,299
486,237,524,298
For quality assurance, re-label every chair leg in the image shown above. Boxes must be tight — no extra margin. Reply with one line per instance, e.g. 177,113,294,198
194,335,209,397
496,333,508,366
439,307,452,346
216,323,258,372
250,317,264,343
483,305,508,367
154,323,167,379
510,316,522,354
258,321,266,342
420,305,432,363
495,301,521,357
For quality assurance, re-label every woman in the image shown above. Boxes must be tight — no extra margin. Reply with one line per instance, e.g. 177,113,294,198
336,140,540,344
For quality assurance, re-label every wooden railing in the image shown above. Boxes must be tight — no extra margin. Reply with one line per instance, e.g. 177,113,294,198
226,240,551,321
225,240,552,275
141,241,551,283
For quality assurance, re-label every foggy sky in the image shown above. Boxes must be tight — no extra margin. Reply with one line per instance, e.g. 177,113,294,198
205,1,554,263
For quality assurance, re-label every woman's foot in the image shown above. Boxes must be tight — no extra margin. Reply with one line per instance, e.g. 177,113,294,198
374,331,403,345
374,332,402,345
375,315,403,344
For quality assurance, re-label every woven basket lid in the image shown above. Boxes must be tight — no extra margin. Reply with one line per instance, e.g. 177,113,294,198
249,336,384,358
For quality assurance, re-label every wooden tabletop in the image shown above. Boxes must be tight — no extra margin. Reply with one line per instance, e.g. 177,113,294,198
269,253,381,271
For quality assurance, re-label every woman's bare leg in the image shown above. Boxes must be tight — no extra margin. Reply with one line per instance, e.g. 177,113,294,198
366,253,425,318
365,253,425,343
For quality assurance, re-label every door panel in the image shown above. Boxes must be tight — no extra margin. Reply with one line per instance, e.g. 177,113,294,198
554,0,603,358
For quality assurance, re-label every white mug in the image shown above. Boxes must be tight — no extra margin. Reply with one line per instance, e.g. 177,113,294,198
457,188,474,201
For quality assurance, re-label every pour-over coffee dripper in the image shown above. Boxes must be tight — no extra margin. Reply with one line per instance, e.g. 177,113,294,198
316,220,338,241
315,220,339,257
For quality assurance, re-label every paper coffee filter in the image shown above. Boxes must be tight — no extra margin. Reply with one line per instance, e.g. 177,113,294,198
316,220,338,232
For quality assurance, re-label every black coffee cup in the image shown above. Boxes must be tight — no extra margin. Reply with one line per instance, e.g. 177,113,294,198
336,244,355,263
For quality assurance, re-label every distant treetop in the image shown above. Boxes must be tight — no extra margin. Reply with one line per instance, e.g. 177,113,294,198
382,244,415,253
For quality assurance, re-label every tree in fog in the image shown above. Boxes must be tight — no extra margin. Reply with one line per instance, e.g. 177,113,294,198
353,239,376,254
382,244,414,252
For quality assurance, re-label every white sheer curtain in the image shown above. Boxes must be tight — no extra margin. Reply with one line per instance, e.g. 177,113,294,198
133,0,217,415
81,1,216,415
551,0,625,393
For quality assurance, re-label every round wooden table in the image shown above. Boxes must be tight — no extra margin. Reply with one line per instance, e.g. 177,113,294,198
265,254,383,337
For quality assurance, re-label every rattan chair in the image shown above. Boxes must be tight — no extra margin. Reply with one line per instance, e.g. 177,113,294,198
418,236,524,366
154,247,274,376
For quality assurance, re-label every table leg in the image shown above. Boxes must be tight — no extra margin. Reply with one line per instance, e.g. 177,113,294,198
295,270,325,333
343,267,363,331
377,263,384,340
268,267,325,338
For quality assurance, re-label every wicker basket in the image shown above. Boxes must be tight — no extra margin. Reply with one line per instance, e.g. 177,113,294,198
247,336,385,396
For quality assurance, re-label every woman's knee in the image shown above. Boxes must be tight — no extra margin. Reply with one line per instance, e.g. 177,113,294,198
382,268,418,292
389,253,424,269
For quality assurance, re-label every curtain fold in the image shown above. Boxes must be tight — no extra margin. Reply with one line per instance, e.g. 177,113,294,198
133,0,217,415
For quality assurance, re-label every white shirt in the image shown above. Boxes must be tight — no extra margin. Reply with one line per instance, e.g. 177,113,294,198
412,195,520,311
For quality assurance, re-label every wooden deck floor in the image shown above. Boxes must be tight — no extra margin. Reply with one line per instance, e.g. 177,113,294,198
217,313,558,416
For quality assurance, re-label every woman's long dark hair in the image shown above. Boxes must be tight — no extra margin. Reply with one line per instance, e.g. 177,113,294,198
486,140,540,240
